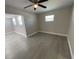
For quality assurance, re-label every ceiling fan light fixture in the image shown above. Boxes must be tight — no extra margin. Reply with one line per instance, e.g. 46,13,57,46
24,0,48,10
33,4,38,8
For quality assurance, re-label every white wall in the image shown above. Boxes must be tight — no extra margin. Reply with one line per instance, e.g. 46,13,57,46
5,18,14,33
67,8,74,59
5,5,38,35
37,6,72,35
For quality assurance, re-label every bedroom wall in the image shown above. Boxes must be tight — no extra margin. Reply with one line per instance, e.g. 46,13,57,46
37,6,72,35
5,5,38,35
67,7,74,59
5,17,14,33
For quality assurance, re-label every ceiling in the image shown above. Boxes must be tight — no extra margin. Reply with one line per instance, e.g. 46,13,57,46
5,0,74,13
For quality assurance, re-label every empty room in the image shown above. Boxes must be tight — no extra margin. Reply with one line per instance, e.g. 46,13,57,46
5,0,74,59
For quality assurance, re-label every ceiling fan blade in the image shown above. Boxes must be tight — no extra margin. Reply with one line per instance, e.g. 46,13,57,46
38,0,48,3
29,0,33,2
38,4,47,8
24,5,32,9
29,0,37,3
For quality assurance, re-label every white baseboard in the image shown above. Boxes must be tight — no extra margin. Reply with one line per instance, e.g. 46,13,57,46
5,31,14,35
67,38,74,59
27,32,38,37
39,31,67,37
15,31,27,38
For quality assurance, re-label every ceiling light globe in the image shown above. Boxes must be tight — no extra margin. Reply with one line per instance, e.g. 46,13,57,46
34,4,38,8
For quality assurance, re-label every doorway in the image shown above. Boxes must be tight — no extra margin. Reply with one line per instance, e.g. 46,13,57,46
5,13,27,37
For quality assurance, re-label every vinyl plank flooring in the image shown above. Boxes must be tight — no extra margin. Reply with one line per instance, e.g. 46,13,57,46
5,32,71,59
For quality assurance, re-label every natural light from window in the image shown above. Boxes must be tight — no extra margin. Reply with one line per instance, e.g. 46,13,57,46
18,16,23,25
12,18,16,25
45,15,55,22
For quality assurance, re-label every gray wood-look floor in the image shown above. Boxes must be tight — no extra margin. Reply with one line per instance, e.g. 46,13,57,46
5,32,71,59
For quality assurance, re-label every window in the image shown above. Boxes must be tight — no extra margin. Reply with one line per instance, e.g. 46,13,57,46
18,16,23,25
45,15,55,22
12,18,16,25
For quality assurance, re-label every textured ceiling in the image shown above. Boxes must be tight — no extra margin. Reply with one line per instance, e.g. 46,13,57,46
5,0,73,13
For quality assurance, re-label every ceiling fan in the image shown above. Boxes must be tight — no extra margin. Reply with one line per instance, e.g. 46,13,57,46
24,0,48,10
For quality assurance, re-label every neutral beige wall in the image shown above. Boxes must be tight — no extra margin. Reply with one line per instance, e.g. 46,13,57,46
5,5,38,35
5,18,14,33
37,6,72,35
68,8,74,59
